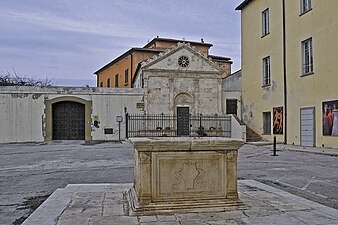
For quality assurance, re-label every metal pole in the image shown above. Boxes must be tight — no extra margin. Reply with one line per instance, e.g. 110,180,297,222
118,121,121,142
125,113,129,139
272,136,277,156
282,0,287,144
189,114,191,137
161,113,164,137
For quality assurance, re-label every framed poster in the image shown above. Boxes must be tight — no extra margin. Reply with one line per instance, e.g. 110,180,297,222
273,107,283,134
323,100,338,136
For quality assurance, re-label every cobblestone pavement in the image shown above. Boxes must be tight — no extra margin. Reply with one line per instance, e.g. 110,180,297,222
0,141,337,224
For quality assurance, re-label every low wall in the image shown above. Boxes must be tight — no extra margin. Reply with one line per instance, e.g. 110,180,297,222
231,115,246,140
0,86,144,143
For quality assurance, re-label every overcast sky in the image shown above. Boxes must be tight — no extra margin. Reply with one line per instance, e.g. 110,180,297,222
0,0,243,86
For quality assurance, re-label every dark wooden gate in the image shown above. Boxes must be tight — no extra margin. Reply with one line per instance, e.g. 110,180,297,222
177,107,190,136
52,101,85,140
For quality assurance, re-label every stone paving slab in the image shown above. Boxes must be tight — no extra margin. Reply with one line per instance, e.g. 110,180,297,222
22,180,338,225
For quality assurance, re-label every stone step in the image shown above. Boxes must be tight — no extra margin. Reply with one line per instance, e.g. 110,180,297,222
246,126,263,142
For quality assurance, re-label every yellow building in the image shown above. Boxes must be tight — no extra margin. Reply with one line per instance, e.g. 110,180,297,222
94,37,231,88
237,0,338,148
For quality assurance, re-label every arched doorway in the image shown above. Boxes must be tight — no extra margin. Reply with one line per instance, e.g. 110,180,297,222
174,92,193,136
52,101,85,140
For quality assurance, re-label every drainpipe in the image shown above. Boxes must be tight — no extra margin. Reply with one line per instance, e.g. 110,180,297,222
282,0,287,144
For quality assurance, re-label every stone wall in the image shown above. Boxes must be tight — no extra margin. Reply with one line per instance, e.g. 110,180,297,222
144,71,222,116
0,86,144,143
138,44,223,116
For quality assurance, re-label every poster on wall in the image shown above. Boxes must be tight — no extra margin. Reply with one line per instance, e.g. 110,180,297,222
273,107,283,134
323,100,338,136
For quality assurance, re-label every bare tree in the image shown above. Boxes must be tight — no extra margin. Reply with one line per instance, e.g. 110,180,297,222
0,69,53,87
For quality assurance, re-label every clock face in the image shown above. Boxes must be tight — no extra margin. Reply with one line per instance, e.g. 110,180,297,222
178,56,190,68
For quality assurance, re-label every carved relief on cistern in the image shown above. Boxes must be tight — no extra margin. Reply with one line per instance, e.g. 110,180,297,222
126,137,244,215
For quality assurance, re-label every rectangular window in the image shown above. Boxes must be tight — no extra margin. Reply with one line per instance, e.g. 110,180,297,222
125,69,129,84
100,82,103,87
226,99,238,115
301,0,312,14
262,56,271,86
263,112,271,134
262,8,270,36
115,74,119,87
107,78,110,87
302,38,313,75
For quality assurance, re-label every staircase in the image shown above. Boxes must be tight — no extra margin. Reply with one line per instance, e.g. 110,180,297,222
246,126,263,142
231,114,262,142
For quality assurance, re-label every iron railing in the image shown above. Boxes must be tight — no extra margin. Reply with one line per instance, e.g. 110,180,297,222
126,113,231,138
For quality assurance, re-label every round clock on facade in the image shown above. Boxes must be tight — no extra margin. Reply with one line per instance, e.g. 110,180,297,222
178,56,190,68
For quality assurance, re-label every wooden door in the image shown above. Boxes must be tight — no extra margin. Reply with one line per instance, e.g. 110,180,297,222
177,107,190,136
52,101,85,140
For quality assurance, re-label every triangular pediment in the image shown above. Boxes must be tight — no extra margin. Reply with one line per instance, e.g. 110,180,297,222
141,43,221,73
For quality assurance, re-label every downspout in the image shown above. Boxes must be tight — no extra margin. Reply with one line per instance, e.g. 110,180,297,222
282,0,287,144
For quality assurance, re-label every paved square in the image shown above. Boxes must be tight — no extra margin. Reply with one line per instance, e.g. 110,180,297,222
22,180,338,225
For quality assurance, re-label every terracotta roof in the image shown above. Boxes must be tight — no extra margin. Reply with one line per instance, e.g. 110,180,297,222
94,48,163,75
95,39,229,76
235,0,254,10
143,37,213,49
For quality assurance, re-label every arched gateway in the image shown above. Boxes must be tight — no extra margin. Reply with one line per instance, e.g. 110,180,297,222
44,96,92,142
52,101,85,140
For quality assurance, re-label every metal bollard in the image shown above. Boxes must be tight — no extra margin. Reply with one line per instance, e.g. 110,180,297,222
272,136,277,156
